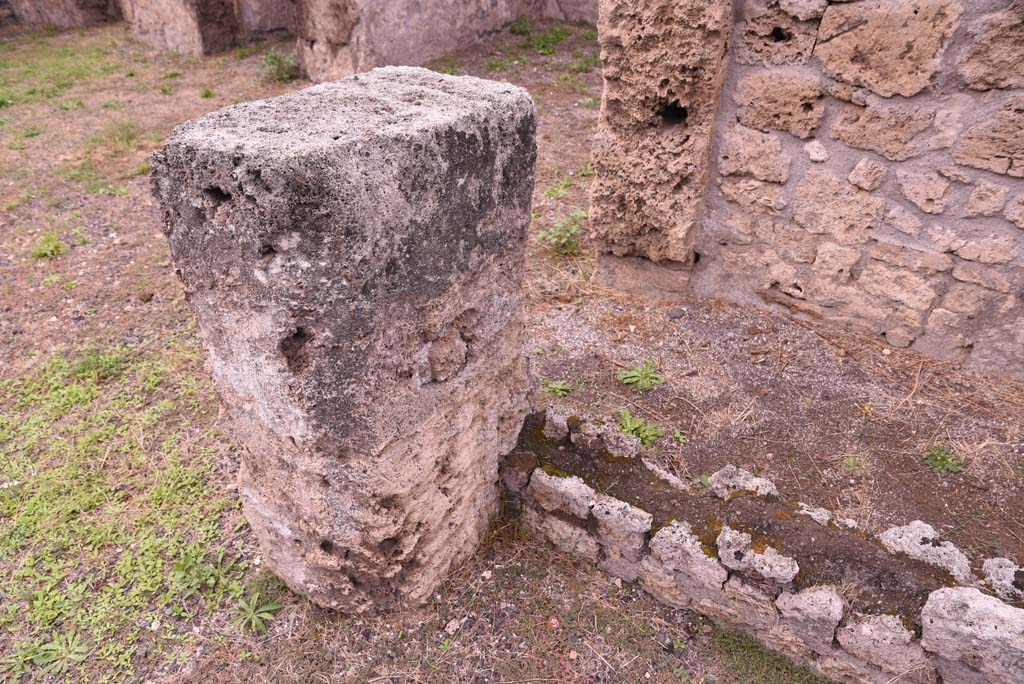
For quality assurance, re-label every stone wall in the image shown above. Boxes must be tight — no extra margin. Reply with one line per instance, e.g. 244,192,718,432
116,0,291,55
592,0,1024,378
298,0,598,82
503,410,1024,684
152,67,537,612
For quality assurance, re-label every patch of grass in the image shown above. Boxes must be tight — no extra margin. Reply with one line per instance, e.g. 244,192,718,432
527,27,572,55
923,445,963,474
228,593,281,634
18,125,42,138
162,71,182,80
101,100,124,110
544,175,574,199
158,84,174,95
0,339,243,682
583,95,600,109
619,409,663,448
580,161,595,177
0,33,122,107
581,31,597,41
509,17,532,35
484,59,509,72
617,359,666,392
841,455,867,474
200,88,214,99
233,45,258,60
541,379,573,397
58,99,83,111
439,65,460,76
539,209,587,256
31,232,66,259
713,629,831,684
263,48,298,83
567,54,601,73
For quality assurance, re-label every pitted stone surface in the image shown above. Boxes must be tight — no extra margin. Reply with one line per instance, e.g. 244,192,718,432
838,614,933,677
814,0,962,98
921,587,1024,684
954,96,1024,178
719,125,791,183
717,525,799,583
959,2,1024,91
570,419,642,459
542,405,574,441
523,506,600,562
641,521,729,609
526,470,595,520
830,104,934,162
847,159,888,192
152,67,536,612
775,586,844,652
896,170,950,214
707,464,778,499
982,558,1024,600
591,494,652,581
877,521,972,583
734,71,824,139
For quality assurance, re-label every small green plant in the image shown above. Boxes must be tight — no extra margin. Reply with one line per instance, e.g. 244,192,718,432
32,232,67,259
484,59,508,72
440,65,460,76
59,99,83,111
923,445,964,474
583,95,600,109
541,379,573,397
528,27,572,55
162,71,182,80
263,48,298,82
159,84,174,95
200,88,214,98
229,593,281,634
101,99,124,109
581,31,597,41
34,631,89,677
544,175,574,198
567,54,601,73
539,209,587,255
842,455,866,474
234,45,258,60
509,17,532,35
20,125,42,138
617,360,666,392
579,161,595,177
619,409,663,448
673,429,687,445
1,640,41,680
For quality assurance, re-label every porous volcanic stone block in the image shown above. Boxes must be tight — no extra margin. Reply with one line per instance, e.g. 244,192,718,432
119,0,238,55
152,67,537,612
590,0,732,264
10,0,116,26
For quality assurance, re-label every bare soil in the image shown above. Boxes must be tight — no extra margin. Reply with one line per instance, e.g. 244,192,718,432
1,16,1021,684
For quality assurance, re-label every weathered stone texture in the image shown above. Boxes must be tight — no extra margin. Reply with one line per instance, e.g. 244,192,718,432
152,68,536,612
954,96,1024,178
590,0,731,264
734,71,824,139
814,0,963,98
896,170,950,214
719,125,790,183
830,104,934,162
735,4,817,66
119,0,238,55
9,0,117,26
959,1,1024,91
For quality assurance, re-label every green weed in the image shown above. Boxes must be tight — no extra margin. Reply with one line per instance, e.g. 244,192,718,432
509,17,532,35
31,232,66,259
923,445,963,474
619,409,663,448
229,594,281,634
527,27,572,55
263,49,298,83
201,88,214,99
617,360,665,392
544,175,574,198
484,59,508,72
539,209,587,255
541,379,573,397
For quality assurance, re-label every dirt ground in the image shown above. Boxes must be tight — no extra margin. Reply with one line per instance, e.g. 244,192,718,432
0,17,1021,684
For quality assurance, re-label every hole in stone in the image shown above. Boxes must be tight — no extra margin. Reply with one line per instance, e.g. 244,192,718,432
801,102,814,112
203,186,231,206
280,326,313,373
657,101,688,127
258,243,277,266
770,26,792,42
292,538,301,546
1014,569,1024,590
380,536,401,558
693,251,702,265
320,539,334,554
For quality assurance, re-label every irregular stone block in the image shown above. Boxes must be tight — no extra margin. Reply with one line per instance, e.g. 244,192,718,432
896,170,950,214
960,2,1024,91
848,158,887,192
590,0,732,263
830,104,934,162
640,520,728,609
734,71,825,139
778,0,825,22
9,0,115,27
952,262,1012,293
542,405,574,441
868,243,952,273
1005,195,1024,229
921,587,1024,684
119,0,239,55
804,140,828,163
526,469,595,520
966,181,1009,217
877,521,972,582
719,177,787,215
954,96,1024,178
523,506,600,561
838,614,934,677
735,4,817,66
775,585,844,652
719,125,791,183
591,494,652,581
707,464,778,499
793,169,885,245
237,0,294,41
717,524,799,583
982,558,1024,600
858,263,938,311
569,418,642,460
956,235,1018,265
500,449,538,494
814,0,962,97
152,67,536,612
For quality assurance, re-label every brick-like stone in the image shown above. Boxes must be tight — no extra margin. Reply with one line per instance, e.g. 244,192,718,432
734,71,824,139
779,0,826,22
735,4,817,66
952,262,1012,293
804,140,828,163
707,464,778,499
152,68,536,612
527,469,595,520
775,586,844,652
966,181,1010,217
877,521,972,582
591,494,652,581
869,242,952,273
838,614,933,677
954,96,1024,178
896,170,950,214
921,587,1024,684
794,169,885,245
719,125,791,183
956,235,1018,264
1006,195,1024,229
717,525,799,583
959,2,1024,91
814,0,963,97
858,263,938,311
830,104,934,162
848,158,887,192
982,558,1024,600
523,506,600,561
719,177,787,215
590,0,731,264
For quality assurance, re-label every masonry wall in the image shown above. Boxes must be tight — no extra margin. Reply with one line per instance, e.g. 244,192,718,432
592,0,1024,378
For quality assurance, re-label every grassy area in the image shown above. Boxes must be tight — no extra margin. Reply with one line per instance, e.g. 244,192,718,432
0,331,245,683
0,32,127,107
